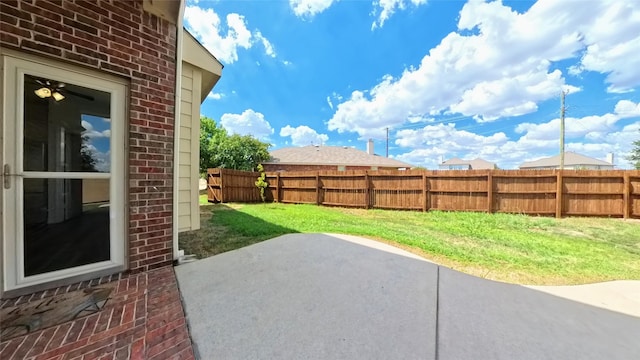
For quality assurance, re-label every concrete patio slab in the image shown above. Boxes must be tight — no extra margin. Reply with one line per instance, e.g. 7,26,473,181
176,233,640,360
438,268,640,360
176,233,438,360
526,280,640,317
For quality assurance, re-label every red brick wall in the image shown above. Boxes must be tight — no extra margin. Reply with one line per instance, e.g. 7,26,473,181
1,0,177,273
262,164,401,172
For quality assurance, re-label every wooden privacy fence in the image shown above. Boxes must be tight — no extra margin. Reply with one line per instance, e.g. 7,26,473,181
207,168,640,218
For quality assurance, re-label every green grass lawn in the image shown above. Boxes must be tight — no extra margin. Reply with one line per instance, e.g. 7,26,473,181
182,200,640,285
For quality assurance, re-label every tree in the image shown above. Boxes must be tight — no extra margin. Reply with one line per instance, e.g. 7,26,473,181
199,116,271,173
80,135,98,172
199,116,227,174
629,130,640,169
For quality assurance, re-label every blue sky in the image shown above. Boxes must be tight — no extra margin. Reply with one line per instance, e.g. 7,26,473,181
185,0,640,169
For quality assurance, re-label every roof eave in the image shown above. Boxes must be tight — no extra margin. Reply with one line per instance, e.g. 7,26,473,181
182,28,223,102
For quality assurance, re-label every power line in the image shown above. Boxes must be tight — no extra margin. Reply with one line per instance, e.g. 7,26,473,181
391,114,477,131
560,90,568,169
379,97,634,148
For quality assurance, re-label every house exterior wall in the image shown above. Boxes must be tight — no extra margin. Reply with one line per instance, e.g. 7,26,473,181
262,164,403,172
1,0,178,273
177,62,201,232
439,164,471,170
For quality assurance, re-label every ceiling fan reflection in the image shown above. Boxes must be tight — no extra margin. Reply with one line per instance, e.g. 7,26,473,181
31,77,95,102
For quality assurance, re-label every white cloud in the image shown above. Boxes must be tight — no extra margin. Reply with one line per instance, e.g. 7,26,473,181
564,120,640,168
283,60,293,66
255,31,276,57
568,2,640,93
326,96,333,109
451,69,580,122
207,91,224,100
280,125,329,146
290,0,427,25
371,0,427,29
289,0,338,18
184,6,275,64
515,100,640,142
395,123,508,149
84,144,111,172
81,120,110,138
614,99,640,116
599,122,640,168
328,0,640,139
220,109,274,140
392,100,640,169
407,115,432,123
393,123,508,168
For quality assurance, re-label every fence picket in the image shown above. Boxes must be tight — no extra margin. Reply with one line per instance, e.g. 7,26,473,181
206,168,640,218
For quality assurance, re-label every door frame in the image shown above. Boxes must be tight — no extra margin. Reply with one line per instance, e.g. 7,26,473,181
1,51,128,296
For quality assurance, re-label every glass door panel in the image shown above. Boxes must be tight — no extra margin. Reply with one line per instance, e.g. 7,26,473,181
23,178,110,276
22,73,113,276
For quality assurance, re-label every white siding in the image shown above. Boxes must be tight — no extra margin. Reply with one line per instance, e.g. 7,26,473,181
177,63,203,232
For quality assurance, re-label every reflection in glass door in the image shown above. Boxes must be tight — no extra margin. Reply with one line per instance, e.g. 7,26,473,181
22,74,113,276
3,56,125,293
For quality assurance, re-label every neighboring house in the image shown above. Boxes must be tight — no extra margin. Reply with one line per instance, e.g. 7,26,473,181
439,157,497,170
519,152,615,170
263,140,413,172
0,0,222,297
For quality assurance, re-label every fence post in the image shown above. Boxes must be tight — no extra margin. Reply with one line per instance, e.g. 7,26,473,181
364,171,370,209
555,170,563,218
276,172,281,203
207,169,212,202
220,169,224,203
623,173,630,219
316,172,321,206
426,171,431,211
487,170,493,213
422,172,428,212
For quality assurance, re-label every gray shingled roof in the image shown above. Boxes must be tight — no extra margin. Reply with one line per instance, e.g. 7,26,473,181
519,151,613,168
441,157,496,169
265,145,414,168
441,157,466,165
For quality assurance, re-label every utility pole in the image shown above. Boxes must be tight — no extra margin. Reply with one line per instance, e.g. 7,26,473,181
559,90,568,170
386,127,389,158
